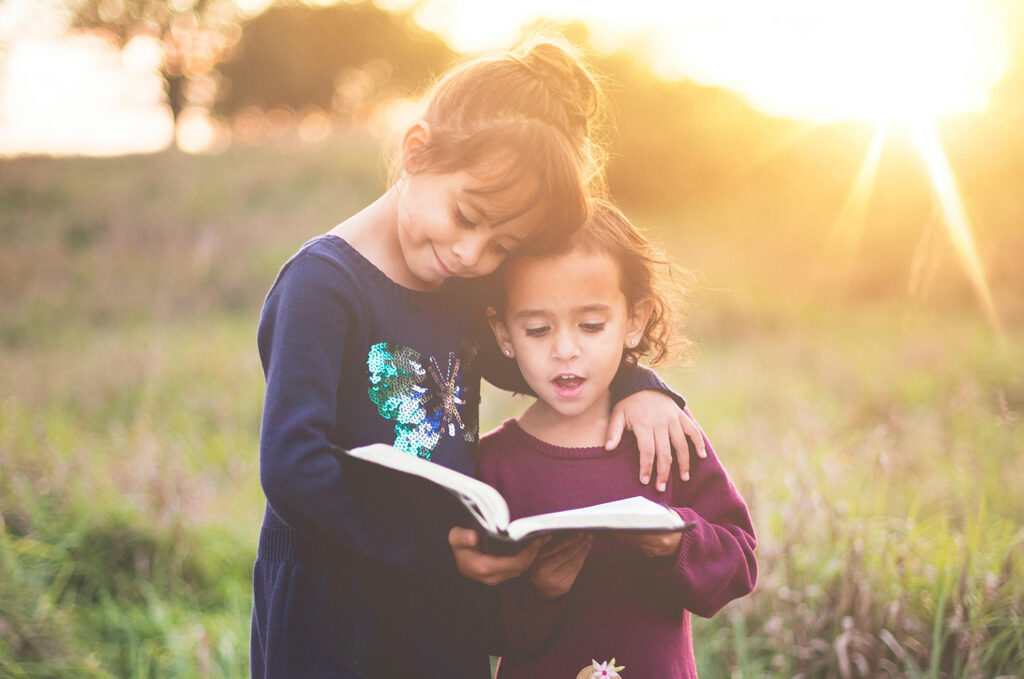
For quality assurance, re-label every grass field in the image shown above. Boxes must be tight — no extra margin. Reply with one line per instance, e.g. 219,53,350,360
1,135,1021,677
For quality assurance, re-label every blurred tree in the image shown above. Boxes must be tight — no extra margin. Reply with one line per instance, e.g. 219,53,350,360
595,49,760,207
69,0,242,127
214,2,454,122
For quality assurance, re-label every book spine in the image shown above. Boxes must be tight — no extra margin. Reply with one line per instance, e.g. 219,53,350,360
477,532,525,557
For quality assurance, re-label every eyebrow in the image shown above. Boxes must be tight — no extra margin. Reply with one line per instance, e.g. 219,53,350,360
512,304,611,319
513,309,550,320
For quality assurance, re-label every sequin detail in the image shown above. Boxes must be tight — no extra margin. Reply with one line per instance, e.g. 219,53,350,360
367,342,477,459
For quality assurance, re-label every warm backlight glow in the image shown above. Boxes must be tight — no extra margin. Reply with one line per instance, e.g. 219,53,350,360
0,34,173,156
0,0,1010,334
412,0,1010,332
413,0,1010,124
830,123,889,254
906,118,1004,335
0,0,1012,155
645,0,1008,123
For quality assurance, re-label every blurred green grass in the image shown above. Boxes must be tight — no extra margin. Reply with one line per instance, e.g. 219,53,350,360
1,135,1022,677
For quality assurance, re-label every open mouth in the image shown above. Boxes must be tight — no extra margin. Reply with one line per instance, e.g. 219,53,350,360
552,374,585,396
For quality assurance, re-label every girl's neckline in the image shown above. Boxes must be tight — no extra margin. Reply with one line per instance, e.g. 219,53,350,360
502,418,625,459
317,234,460,303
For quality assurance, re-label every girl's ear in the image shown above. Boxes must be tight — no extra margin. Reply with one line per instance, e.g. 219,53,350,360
399,121,431,175
486,306,515,358
625,297,654,349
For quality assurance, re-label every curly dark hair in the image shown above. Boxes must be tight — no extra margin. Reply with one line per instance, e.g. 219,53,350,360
496,198,692,365
565,199,692,365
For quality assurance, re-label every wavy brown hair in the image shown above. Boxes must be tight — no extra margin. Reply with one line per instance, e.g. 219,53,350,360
393,36,609,251
562,199,692,366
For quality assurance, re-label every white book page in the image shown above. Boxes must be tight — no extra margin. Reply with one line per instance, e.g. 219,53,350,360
505,496,685,542
345,444,511,533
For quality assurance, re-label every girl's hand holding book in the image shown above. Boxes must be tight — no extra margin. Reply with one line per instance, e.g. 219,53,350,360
528,533,593,600
606,391,707,492
448,526,549,586
618,530,684,559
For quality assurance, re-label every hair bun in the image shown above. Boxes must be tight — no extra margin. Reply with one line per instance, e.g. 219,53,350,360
511,38,602,139
413,33,609,201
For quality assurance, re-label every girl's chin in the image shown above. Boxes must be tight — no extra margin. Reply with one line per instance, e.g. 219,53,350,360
543,395,603,418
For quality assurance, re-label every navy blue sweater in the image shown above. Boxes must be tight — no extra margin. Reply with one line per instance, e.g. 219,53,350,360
251,236,680,678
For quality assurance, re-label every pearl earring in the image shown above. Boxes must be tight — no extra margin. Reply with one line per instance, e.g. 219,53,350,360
503,349,511,357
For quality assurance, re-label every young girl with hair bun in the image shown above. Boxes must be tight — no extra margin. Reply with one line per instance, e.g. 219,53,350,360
251,39,704,678
480,199,757,679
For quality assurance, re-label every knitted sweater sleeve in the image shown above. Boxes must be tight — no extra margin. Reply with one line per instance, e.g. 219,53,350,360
648,409,758,618
257,252,455,574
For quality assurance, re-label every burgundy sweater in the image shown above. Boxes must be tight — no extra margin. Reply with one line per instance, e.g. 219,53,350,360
478,414,757,679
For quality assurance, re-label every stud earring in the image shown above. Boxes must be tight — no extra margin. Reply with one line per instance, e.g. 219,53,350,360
503,349,511,357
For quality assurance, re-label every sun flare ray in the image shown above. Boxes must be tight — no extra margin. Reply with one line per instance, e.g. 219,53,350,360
905,118,1004,336
831,123,889,253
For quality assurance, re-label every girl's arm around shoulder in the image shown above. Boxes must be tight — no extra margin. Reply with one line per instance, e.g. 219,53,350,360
639,409,757,618
606,368,706,491
258,251,454,575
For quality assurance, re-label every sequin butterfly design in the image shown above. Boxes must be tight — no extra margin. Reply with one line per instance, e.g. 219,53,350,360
366,341,478,459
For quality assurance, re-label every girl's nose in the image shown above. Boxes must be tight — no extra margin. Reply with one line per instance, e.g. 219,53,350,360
451,234,486,269
552,329,581,361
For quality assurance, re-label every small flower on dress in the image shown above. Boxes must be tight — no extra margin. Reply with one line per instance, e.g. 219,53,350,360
576,658,625,679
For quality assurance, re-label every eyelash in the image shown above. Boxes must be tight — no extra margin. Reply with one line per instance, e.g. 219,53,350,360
455,206,513,255
454,206,475,228
453,201,519,260
524,323,605,337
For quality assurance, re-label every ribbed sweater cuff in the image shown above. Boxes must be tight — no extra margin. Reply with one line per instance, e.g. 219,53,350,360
650,507,697,576
258,526,331,563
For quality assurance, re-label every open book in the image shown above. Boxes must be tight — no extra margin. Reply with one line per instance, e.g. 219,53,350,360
336,443,694,555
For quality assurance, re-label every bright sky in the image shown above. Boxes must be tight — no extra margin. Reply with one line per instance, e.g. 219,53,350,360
0,0,1014,155
407,0,1011,122
0,34,173,155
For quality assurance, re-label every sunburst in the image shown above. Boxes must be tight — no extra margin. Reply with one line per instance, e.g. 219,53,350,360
904,118,1003,335
832,116,1004,338
754,0,1011,337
